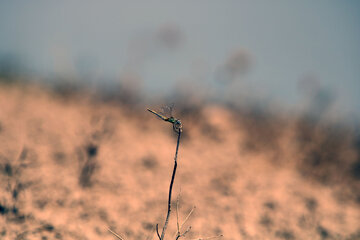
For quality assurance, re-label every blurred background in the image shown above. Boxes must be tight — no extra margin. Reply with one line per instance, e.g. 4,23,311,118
1,0,360,118
0,1,360,240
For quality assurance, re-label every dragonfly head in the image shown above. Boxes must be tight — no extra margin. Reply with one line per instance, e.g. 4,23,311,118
173,119,182,133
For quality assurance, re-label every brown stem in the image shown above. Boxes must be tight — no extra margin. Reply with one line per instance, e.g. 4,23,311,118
156,224,161,240
160,129,181,240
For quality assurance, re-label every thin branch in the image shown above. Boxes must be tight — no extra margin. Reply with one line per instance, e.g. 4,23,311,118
159,129,181,240
176,195,180,237
108,228,125,240
176,226,192,240
156,224,161,240
179,206,196,231
173,205,196,239
181,226,192,237
191,235,223,240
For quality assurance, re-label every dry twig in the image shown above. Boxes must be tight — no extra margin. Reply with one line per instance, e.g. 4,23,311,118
108,228,126,240
158,128,181,240
191,235,223,240
173,194,196,239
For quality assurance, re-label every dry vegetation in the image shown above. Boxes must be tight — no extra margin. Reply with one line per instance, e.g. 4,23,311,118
0,82,359,240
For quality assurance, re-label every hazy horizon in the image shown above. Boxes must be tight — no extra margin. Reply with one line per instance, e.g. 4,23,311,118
0,1,359,118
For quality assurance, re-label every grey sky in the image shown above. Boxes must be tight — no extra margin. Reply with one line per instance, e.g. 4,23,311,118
0,1,359,116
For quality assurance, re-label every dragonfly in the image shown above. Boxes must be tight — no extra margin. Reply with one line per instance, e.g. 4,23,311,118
147,104,182,132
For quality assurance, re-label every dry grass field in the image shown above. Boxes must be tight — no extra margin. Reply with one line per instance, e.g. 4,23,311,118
0,83,359,240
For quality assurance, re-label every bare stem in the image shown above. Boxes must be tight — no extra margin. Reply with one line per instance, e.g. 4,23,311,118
159,129,181,240
179,206,195,231
156,224,161,240
176,226,192,240
173,205,196,239
176,195,180,237
108,228,125,240
191,235,223,240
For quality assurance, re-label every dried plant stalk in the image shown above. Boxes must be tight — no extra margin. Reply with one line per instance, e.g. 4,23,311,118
158,129,181,240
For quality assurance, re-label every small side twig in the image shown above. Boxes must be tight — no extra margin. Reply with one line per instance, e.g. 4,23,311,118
191,235,223,240
179,206,195,231
175,195,181,238
108,228,126,240
173,194,196,239
176,226,192,240
156,224,161,240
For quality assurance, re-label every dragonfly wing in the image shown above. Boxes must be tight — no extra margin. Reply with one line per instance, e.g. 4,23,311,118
160,103,174,118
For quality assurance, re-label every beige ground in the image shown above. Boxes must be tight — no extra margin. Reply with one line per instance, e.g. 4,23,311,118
0,83,359,240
